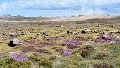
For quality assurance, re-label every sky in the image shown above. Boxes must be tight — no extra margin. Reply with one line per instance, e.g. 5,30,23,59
0,0,120,17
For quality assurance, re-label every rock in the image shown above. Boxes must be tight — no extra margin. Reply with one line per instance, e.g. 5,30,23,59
8,38,20,47
61,25,64,28
9,33,18,37
8,40,16,47
13,38,20,45
117,31,120,34
81,30,86,34
81,29,90,34
92,31,98,33
67,31,73,34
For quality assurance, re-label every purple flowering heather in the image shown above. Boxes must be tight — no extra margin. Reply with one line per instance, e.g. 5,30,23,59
0,36,7,39
95,39,106,43
38,43,46,47
104,37,112,41
68,42,76,46
58,36,66,40
95,36,109,42
61,40,79,49
67,44,80,49
32,43,38,46
48,43,55,46
112,37,120,41
70,40,79,43
11,55,28,61
61,40,78,46
61,41,70,46
36,49,52,55
61,50,72,56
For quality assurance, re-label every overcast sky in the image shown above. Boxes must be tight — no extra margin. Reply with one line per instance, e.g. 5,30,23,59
0,0,120,16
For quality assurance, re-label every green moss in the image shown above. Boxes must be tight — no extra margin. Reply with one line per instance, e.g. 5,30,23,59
112,61,120,68
29,54,52,68
0,58,31,68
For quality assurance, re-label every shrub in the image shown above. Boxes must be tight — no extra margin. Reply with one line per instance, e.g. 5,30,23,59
0,58,31,68
29,54,52,68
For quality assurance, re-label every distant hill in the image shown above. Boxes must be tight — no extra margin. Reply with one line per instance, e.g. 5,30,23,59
0,14,117,22
47,14,115,21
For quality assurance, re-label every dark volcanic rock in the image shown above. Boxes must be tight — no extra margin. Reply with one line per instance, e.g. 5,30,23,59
8,41,16,47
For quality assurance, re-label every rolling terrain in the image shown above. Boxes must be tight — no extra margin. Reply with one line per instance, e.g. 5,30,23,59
0,15,120,68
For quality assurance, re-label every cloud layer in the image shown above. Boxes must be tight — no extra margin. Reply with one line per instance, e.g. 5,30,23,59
0,0,120,16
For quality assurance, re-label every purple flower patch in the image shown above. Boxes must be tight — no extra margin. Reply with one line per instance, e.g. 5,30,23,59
38,43,46,47
58,36,66,40
61,40,80,49
48,43,55,46
61,50,72,56
95,36,109,42
32,43,38,46
61,40,78,46
61,41,70,46
95,39,106,43
67,44,80,49
112,37,120,41
11,55,28,61
70,40,79,43
0,36,7,39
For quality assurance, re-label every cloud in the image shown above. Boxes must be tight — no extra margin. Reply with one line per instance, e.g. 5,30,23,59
0,0,120,15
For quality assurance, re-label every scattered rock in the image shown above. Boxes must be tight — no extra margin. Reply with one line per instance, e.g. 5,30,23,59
67,30,73,34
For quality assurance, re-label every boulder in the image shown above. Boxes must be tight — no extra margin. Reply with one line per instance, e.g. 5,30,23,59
8,38,20,47
81,29,90,34
8,40,16,47
13,38,20,45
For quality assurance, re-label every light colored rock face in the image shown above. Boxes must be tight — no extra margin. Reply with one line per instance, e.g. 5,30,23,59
13,38,20,45
47,14,114,21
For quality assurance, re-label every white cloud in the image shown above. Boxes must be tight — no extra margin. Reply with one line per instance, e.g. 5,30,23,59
0,0,120,14
94,0,120,5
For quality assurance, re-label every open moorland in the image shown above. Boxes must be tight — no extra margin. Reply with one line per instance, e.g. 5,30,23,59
0,15,120,68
